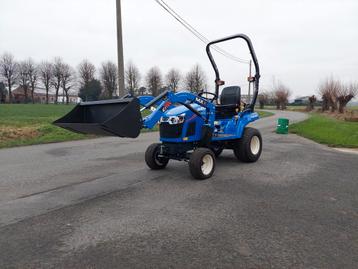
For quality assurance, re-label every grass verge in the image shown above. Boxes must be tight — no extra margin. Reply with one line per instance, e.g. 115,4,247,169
0,104,87,149
257,110,274,118
290,113,358,148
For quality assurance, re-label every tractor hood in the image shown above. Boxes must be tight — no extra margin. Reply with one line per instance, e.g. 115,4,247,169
165,103,206,117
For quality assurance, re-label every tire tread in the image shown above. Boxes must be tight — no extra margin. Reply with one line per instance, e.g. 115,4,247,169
189,148,216,180
145,143,168,170
234,127,262,163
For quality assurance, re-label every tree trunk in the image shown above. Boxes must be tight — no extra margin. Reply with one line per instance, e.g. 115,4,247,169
31,83,35,104
322,96,329,111
46,86,49,104
65,92,69,104
330,101,337,112
8,79,12,103
55,87,59,104
338,102,345,113
338,96,353,114
24,86,28,103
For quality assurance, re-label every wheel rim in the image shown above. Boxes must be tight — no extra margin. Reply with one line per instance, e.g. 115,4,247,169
201,154,214,175
250,136,260,155
154,151,165,166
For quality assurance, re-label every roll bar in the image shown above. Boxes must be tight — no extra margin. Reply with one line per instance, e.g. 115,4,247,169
206,34,260,111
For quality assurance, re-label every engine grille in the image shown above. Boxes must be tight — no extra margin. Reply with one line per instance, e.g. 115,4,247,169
160,122,183,138
186,122,196,137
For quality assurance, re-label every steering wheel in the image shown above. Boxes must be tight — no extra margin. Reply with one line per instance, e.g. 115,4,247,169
198,91,218,102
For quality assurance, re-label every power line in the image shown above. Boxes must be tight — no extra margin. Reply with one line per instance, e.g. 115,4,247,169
154,0,250,64
157,0,248,63
155,0,249,63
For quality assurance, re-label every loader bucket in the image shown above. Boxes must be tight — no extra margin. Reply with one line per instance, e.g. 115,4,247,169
53,97,142,138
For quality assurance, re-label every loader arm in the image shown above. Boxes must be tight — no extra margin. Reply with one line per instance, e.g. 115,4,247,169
142,91,216,129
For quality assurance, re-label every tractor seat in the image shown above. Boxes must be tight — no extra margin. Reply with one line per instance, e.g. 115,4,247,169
215,86,241,119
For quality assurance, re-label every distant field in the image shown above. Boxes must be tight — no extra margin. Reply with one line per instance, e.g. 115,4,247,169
348,106,358,112
261,105,306,111
263,104,358,112
0,104,273,149
290,113,358,148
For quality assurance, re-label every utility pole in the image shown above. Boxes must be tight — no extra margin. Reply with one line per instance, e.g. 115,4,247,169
248,60,252,103
116,0,125,97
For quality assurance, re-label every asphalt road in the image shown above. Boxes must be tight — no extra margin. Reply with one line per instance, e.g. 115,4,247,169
1,111,357,269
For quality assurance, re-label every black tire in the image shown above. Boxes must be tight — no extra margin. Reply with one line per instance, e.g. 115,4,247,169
234,127,262,163
145,143,169,170
210,145,224,157
189,148,216,180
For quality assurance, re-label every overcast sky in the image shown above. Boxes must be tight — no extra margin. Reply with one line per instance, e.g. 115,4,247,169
1,0,357,97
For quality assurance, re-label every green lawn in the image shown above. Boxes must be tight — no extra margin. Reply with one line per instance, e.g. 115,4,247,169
290,113,358,148
0,104,273,149
257,110,274,118
0,104,87,148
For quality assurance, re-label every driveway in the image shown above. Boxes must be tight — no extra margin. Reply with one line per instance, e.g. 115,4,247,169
1,110,357,269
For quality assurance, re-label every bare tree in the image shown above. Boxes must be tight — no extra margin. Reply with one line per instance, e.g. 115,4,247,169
319,86,330,112
52,58,64,104
0,53,18,103
307,95,317,111
138,86,146,96
18,61,30,103
0,82,6,103
319,77,340,112
39,61,53,104
125,61,141,96
78,59,96,87
258,91,269,109
166,68,181,92
60,63,76,104
337,82,358,113
18,59,37,103
100,61,118,99
27,59,38,104
146,67,162,96
273,81,291,110
185,64,206,93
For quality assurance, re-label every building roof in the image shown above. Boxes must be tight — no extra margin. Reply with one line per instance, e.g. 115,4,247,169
13,86,78,97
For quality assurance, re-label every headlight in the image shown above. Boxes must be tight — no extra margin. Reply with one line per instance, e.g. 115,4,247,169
177,113,186,124
160,113,186,125
160,116,169,123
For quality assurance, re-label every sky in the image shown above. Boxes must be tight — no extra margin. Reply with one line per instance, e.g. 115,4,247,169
0,0,357,98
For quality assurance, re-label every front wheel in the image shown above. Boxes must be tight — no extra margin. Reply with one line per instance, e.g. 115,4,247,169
145,143,169,170
189,148,216,180
234,127,262,162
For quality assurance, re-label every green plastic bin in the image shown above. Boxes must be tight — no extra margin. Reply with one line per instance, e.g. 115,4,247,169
276,118,289,134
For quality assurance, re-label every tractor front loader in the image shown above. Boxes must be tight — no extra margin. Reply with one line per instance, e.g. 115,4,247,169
54,34,262,179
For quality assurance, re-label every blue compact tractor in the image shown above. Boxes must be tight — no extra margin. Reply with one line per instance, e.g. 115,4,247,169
54,34,262,179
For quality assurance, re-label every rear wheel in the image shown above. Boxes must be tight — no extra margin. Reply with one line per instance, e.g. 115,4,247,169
234,127,262,162
145,143,169,170
189,148,216,180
